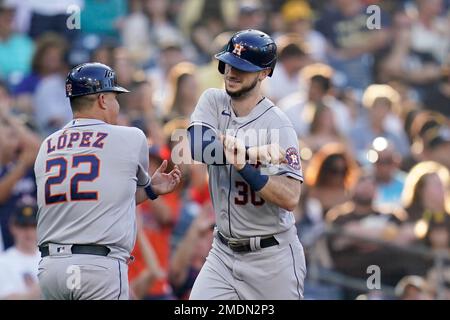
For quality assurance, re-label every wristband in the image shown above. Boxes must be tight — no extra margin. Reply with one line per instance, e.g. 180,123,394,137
238,163,269,192
144,184,159,200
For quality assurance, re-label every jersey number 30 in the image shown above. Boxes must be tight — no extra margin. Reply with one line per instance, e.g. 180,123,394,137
45,155,100,205
234,181,265,206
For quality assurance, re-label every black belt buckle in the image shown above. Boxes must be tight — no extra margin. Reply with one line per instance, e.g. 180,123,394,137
227,239,249,252
218,232,279,253
218,232,250,252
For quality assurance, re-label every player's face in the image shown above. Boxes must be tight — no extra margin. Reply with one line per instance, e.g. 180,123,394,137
102,93,120,125
224,64,260,99
11,225,37,251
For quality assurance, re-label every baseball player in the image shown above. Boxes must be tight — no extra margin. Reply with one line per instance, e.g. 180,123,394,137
187,30,306,300
34,62,181,300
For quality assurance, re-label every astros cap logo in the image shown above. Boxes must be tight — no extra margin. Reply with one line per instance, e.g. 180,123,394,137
232,43,246,56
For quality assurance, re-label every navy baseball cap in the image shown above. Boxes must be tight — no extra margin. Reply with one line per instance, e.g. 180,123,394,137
10,204,38,227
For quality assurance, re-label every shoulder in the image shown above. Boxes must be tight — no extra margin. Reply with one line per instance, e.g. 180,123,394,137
200,88,227,102
11,33,33,46
109,125,147,143
265,104,295,129
110,124,144,135
42,128,66,143
278,93,305,110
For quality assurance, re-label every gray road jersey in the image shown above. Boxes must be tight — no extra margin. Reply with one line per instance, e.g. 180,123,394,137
189,89,303,238
35,119,151,261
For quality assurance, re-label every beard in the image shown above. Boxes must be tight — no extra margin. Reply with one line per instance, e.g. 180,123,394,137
225,76,259,99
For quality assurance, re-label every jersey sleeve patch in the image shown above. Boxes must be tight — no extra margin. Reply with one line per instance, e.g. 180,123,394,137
285,147,300,171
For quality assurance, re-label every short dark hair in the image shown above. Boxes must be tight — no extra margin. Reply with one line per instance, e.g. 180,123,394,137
278,42,306,60
69,94,98,112
310,74,331,92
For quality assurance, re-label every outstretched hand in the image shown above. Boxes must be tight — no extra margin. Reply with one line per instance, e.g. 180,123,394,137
150,160,182,195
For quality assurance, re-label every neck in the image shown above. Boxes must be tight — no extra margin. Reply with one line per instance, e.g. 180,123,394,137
370,119,383,133
16,243,36,255
151,14,166,24
419,13,434,27
231,93,264,117
353,202,373,214
180,100,195,116
73,111,106,123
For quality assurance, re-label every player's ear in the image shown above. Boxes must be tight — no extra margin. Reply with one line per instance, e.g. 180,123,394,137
98,93,107,110
259,69,270,81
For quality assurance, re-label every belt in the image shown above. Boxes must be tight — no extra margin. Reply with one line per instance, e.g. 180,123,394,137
39,244,111,258
217,232,279,253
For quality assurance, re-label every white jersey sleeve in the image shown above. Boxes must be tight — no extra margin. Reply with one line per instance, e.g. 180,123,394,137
136,130,151,187
264,108,303,182
189,88,221,130
272,125,303,182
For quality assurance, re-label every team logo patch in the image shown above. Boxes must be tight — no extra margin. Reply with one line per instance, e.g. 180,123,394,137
232,43,246,56
286,147,300,170
66,83,72,96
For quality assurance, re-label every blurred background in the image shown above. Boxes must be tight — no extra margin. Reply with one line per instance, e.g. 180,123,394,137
0,0,450,300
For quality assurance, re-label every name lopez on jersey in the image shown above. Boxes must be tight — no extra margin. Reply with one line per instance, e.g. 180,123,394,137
46,131,108,154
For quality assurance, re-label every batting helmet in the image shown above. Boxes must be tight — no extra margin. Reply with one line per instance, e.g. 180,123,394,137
215,29,277,76
65,62,129,98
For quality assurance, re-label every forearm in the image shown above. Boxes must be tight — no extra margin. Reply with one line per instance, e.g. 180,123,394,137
188,125,227,165
137,229,162,276
4,113,41,148
129,270,156,300
0,162,28,203
258,175,301,212
148,199,173,225
135,188,148,205
170,227,200,286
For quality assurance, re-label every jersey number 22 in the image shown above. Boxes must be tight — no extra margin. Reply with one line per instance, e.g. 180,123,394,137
45,155,100,204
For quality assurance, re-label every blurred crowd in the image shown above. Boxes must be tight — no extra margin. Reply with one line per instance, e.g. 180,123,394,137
0,0,450,300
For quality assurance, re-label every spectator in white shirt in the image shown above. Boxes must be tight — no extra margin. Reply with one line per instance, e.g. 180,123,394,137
0,203,40,300
282,63,351,138
262,35,310,103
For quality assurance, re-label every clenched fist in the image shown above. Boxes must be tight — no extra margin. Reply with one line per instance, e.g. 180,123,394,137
220,134,247,170
247,144,287,166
